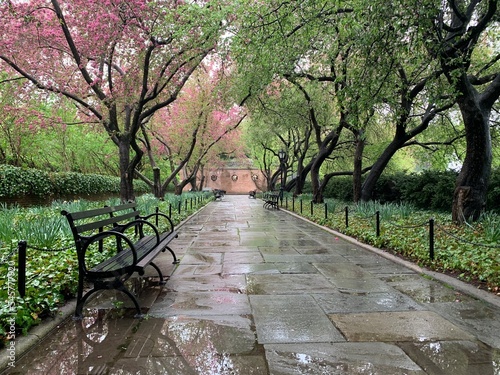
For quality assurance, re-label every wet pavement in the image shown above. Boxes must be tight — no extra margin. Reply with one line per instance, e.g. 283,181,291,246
3,195,500,374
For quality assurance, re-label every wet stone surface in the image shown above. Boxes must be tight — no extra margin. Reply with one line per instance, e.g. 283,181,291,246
265,343,426,374
4,195,500,374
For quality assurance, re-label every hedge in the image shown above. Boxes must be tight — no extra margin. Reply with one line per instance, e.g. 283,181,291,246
317,169,500,212
0,165,149,198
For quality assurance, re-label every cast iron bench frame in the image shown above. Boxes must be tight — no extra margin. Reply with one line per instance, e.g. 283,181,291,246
61,202,179,319
213,189,225,200
263,192,280,209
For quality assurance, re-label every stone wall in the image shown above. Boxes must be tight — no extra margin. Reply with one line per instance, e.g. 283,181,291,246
202,168,266,194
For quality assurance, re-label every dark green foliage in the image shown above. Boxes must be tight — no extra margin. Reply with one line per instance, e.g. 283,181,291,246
486,169,500,213
0,165,51,197
397,170,457,211
0,165,149,197
322,171,457,211
322,176,354,201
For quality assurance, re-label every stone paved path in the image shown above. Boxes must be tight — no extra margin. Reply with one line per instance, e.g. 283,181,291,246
4,195,500,374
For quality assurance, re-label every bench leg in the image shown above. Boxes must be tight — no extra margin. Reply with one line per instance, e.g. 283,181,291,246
163,244,180,264
74,288,100,320
117,285,144,319
75,277,144,319
149,261,166,285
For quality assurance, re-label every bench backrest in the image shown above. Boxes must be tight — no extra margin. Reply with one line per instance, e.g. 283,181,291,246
61,203,140,243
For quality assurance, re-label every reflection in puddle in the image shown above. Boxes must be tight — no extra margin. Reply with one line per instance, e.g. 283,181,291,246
9,310,267,375
386,276,475,304
400,340,500,375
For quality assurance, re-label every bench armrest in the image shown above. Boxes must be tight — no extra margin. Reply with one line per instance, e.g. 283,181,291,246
139,212,175,235
80,230,138,274
115,218,162,243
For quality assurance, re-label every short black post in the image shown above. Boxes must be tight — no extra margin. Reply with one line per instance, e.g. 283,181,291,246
292,197,295,211
345,206,349,228
185,199,188,211
376,211,380,237
325,203,328,220
169,204,172,218
178,201,181,215
18,240,27,297
311,201,313,216
285,196,288,209
190,198,193,210
155,207,159,226
429,218,435,260
300,199,303,214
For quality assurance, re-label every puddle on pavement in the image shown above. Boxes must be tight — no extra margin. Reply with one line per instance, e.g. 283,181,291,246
384,274,477,303
7,310,268,375
399,340,500,375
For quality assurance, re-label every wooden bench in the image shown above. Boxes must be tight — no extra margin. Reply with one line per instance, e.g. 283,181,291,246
213,189,225,200
61,202,178,319
263,192,280,209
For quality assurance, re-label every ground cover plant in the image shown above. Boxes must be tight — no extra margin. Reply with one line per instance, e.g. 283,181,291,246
280,194,500,295
0,193,211,347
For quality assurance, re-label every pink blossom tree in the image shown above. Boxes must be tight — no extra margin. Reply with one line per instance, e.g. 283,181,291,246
138,58,247,196
0,0,227,201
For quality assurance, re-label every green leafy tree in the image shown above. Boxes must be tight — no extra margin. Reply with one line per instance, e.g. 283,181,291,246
418,0,500,222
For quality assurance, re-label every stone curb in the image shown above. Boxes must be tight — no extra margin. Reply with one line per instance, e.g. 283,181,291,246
0,301,75,372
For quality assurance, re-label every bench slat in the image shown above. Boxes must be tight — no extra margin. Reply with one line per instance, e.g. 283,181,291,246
74,211,140,234
87,231,177,278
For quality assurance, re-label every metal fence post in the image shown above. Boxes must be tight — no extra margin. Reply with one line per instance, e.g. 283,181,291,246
325,203,328,220
345,206,349,228
429,218,435,260
311,201,313,216
376,211,380,237
18,240,27,297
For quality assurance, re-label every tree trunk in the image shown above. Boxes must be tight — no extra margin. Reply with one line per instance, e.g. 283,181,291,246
152,167,162,198
361,140,402,201
451,95,492,223
118,136,135,202
353,130,365,203
311,159,324,203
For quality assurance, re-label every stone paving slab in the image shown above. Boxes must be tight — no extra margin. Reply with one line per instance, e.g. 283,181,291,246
426,301,500,348
250,295,345,343
328,311,476,342
246,274,336,294
264,343,426,374
385,274,478,303
313,290,424,313
149,291,251,317
398,340,500,375
165,274,246,293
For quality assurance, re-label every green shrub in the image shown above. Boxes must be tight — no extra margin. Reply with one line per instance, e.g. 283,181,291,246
0,165,150,198
486,168,500,212
399,170,457,211
321,170,458,212
0,165,52,197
